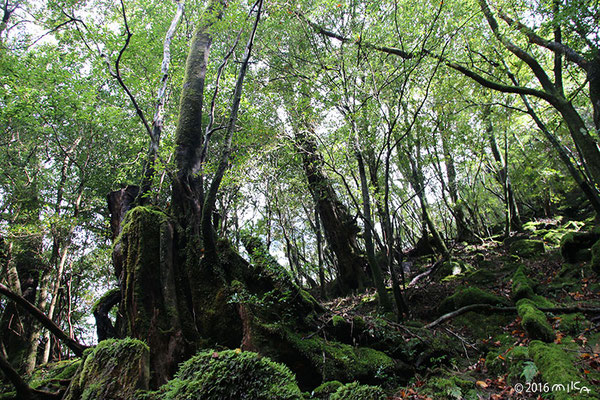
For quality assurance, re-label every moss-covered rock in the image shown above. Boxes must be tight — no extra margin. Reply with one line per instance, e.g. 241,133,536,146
421,375,478,400
509,239,545,258
511,265,535,301
311,381,343,399
27,358,81,394
64,338,150,400
435,260,473,280
516,299,555,343
156,349,302,400
438,287,509,314
529,341,596,399
330,382,386,400
284,330,397,384
464,268,495,284
560,231,600,263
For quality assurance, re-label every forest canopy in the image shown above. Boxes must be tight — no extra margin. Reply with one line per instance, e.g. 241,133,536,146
0,0,599,399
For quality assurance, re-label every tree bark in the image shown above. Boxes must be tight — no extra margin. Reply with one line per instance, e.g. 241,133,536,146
295,128,367,293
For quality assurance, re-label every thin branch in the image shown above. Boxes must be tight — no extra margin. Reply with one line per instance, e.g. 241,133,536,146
425,303,600,329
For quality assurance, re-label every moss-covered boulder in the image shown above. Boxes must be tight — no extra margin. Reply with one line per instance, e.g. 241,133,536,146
64,338,150,400
560,231,600,263
27,358,81,394
438,287,509,314
330,382,386,400
311,381,343,399
511,265,535,301
516,299,555,343
464,268,495,284
155,349,302,400
434,260,472,280
242,317,408,388
509,239,545,258
529,341,596,399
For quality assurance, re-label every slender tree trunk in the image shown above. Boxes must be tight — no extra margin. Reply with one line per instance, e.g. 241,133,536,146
440,130,472,241
406,151,450,258
355,143,391,311
483,106,521,234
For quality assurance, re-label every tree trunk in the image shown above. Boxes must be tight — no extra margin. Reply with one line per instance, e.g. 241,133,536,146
355,143,392,311
295,128,367,293
483,106,522,234
440,129,473,242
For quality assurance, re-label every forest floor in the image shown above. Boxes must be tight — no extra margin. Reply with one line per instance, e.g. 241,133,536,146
319,218,600,399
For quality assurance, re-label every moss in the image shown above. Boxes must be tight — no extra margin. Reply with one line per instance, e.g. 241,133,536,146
516,299,555,342
436,260,473,280
509,239,545,258
439,287,509,314
504,346,532,385
91,288,120,314
332,315,346,327
556,313,590,335
64,338,150,400
529,341,596,399
464,268,495,284
454,312,512,340
330,382,386,400
28,358,81,392
422,375,477,400
591,239,600,273
156,349,303,400
511,265,535,301
312,380,343,398
352,316,366,331
284,330,395,383
560,231,600,263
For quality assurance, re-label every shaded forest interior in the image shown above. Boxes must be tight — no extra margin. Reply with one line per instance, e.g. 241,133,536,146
1,0,600,399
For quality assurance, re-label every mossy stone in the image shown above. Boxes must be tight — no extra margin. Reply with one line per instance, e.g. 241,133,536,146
28,358,82,393
509,239,545,258
438,287,509,314
560,231,600,263
285,330,396,383
312,380,343,399
529,341,596,399
435,260,472,280
516,299,555,343
64,338,150,400
330,381,386,400
156,349,303,400
465,268,495,284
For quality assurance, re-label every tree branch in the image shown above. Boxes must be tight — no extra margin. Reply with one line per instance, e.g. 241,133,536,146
425,303,600,329
0,283,87,356
477,0,557,95
497,10,589,70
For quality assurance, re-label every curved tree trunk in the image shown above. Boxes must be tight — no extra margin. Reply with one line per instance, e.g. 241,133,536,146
295,128,367,293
